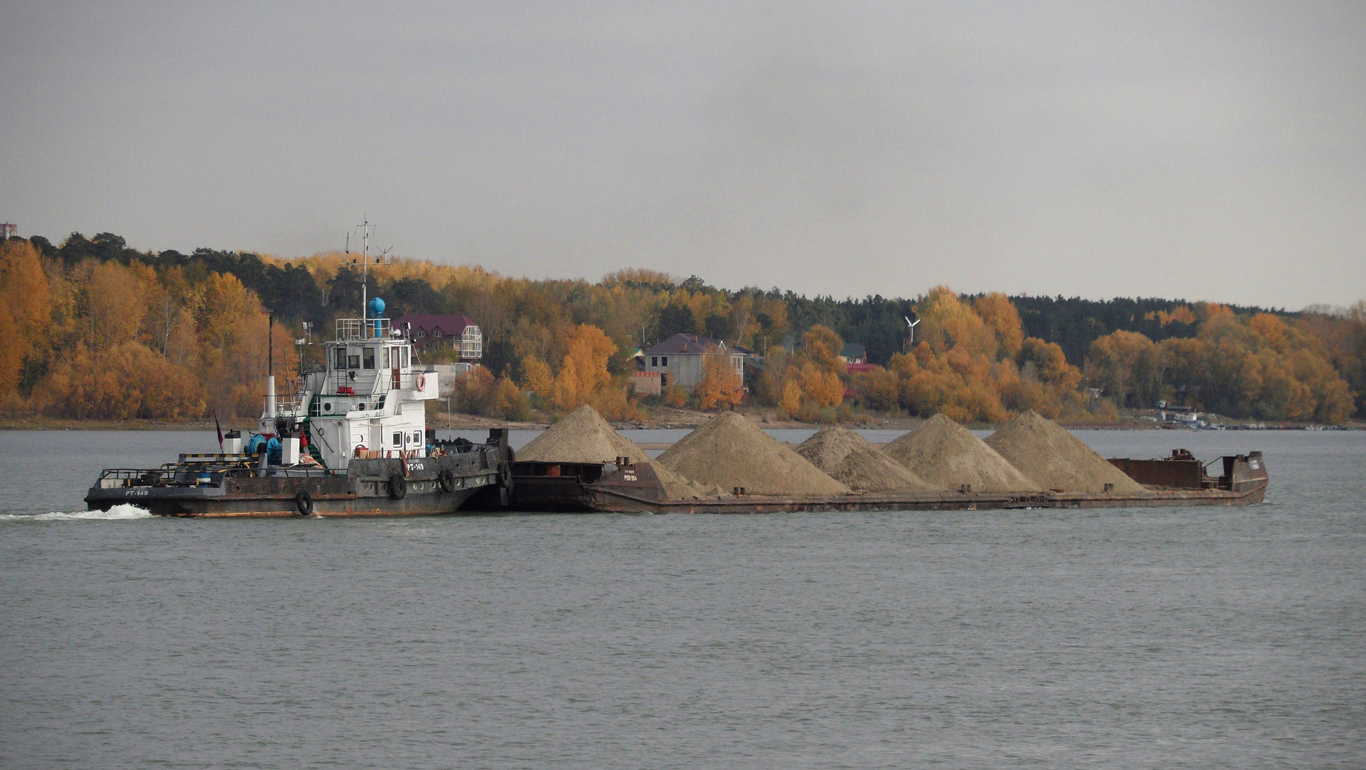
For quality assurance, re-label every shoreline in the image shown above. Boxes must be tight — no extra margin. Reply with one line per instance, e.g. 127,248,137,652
3,411,1359,433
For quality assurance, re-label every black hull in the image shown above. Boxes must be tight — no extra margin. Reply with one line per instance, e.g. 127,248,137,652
85,485,491,517
86,450,507,518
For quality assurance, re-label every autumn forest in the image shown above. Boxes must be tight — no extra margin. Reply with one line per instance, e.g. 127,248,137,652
0,232,1362,425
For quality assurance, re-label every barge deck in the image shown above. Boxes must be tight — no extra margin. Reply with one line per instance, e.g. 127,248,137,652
499,451,1267,514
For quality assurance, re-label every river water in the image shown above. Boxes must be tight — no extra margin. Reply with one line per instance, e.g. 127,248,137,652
1,428,1362,768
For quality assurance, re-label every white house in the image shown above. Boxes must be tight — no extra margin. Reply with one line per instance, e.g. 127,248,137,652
643,334,747,390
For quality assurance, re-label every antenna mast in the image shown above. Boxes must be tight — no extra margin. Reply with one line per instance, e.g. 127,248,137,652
355,215,375,322
343,215,393,335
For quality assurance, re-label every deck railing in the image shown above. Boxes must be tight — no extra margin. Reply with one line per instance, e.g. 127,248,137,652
336,317,391,341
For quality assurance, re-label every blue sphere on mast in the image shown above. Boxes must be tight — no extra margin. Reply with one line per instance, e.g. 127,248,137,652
367,297,385,318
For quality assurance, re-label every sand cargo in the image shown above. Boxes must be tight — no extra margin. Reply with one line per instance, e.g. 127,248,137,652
499,409,1268,514
795,427,936,493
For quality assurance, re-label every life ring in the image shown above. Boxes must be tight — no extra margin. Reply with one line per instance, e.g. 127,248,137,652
388,474,407,500
415,373,427,390
438,469,457,493
295,489,314,516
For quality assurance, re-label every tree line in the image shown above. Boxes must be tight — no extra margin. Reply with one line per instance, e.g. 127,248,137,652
1,232,1361,424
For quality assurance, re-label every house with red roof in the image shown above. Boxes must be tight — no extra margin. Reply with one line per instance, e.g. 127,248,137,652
391,314,482,361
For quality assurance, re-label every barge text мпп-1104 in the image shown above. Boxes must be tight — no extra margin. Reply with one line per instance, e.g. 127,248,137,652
85,297,511,517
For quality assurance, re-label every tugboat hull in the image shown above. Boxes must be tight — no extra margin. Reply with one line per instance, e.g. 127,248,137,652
86,449,507,518
86,487,493,518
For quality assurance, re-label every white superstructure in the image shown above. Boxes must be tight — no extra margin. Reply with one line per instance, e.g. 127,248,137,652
275,312,438,471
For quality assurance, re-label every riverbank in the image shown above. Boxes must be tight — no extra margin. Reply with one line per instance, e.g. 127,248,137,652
5,409,1358,432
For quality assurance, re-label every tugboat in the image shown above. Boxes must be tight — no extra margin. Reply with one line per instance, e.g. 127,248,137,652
86,230,510,517
86,300,510,517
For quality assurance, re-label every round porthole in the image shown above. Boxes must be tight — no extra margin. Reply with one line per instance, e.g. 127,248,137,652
323,402,333,412
357,403,366,410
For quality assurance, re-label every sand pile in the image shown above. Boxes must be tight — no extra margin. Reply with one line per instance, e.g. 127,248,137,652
516,405,717,499
986,410,1145,493
658,412,851,496
883,414,1041,492
796,427,939,492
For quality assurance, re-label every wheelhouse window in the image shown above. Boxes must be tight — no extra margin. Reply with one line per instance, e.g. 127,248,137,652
333,347,347,370
347,353,360,369
392,431,402,446
401,347,411,369
363,348,376,369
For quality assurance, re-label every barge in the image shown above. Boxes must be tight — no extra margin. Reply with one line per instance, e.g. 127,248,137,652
496,449,1267,514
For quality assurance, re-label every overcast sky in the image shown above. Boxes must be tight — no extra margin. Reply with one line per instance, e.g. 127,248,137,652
2,2,1363,309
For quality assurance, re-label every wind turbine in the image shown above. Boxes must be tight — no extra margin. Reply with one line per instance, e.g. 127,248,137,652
904,316,921,348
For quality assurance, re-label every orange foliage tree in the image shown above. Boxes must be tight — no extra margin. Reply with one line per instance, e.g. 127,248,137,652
1085,330,1160,409
543,324,639,419
696,351,743,410
5,230,1361,427
973,293,1025,358
1184,313,1352,422
751,326,848,419
0,241,50,404
834,289,1090,422
551,324,616,412
493,375,531,421
7,241,295,421
452,366,497,414
37,342,203,419
520,355,555,400
1298,302,1366,417
1080,312,1355,423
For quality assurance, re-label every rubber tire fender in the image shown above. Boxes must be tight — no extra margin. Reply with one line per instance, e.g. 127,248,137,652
294,490,314,516
438,469,456,493
388,474,408,500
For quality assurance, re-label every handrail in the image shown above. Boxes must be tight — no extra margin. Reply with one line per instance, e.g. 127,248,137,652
335,317,392,341
321,369,429,399
97,464,347,482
